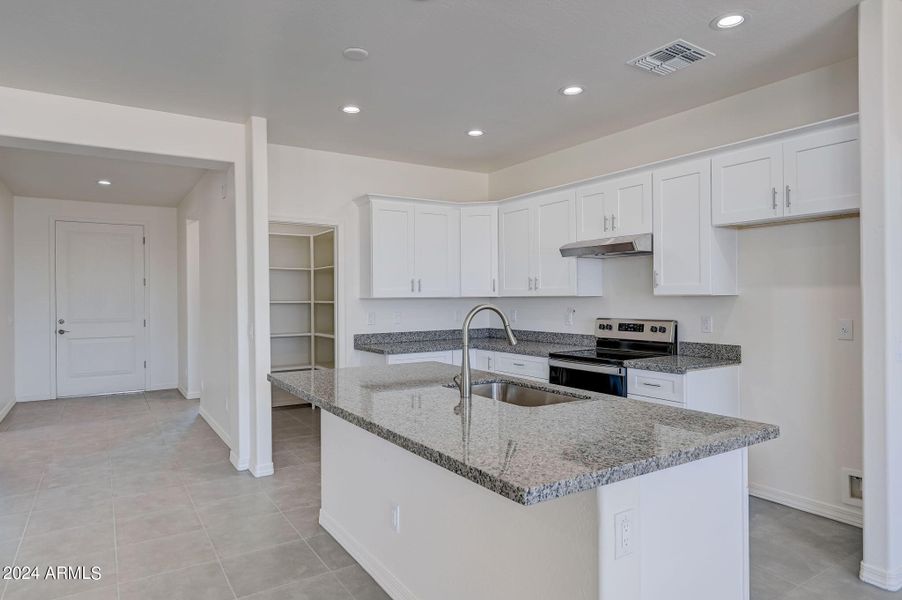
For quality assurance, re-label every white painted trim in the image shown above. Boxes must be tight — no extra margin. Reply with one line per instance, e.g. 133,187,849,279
749,482,863,528
250,462,274,478
860,561,902,591
320,508,417,600
177,385,201,400
15,394,52,402
0,400,14,424
148,383,179,392
199,404,232,448
229,450,249,471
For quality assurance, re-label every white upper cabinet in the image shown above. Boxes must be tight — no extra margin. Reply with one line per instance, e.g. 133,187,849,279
413,204,460,297
362,196,459,298
653,159,737,296
499,199,533,296
460,205,498,297
712,142,784,226
369,199,416,297
533,190,578,296
712,121,860,227
500,191,601,297
576,172,652,239
783,123,860,218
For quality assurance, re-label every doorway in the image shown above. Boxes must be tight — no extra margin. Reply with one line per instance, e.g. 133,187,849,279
55,220,146,397
184,218,201,398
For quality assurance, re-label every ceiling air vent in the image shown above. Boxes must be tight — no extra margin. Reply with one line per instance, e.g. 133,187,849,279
628,39,714,76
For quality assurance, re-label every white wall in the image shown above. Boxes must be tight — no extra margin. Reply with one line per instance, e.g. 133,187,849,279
178,170,237,447
481,58,863,524
267,145,491,366
0,177,14,420
13,197,178,400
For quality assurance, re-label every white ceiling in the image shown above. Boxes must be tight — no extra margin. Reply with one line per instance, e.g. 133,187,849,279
0,0,859,172
0,147,208,207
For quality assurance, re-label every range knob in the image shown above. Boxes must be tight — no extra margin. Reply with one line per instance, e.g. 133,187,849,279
659,326,667,333
650,326,658,333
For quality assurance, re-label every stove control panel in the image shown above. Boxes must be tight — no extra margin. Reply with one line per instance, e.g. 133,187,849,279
595,318,677,343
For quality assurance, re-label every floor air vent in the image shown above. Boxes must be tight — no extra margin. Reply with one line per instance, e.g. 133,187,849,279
628,39,714,76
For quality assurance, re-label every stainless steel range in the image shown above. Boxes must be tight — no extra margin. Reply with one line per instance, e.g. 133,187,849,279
548,318,677,396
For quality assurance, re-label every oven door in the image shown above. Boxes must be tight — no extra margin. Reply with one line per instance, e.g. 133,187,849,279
548,359,626,397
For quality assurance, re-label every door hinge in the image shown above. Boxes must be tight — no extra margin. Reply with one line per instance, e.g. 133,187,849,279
143,278,146,286
142,237,145,245
143,319,146,327
143,361,147,369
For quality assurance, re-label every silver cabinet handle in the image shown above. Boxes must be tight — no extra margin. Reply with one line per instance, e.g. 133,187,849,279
771,187,777,210
418,279,422,292
535,276,540,290
411,278,415,292
603,215,609,232
642,382,662,388
492,278,496,293
512,362,525,367
487,357,493,370
653,270,660,288
611,214,617,230
785,185,791,209
528,277,533,291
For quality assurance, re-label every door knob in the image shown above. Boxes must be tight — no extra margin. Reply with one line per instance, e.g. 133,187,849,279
58,329,69,335
58,318,65,325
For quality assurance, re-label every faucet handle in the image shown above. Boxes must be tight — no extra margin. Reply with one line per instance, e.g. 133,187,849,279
452,373,461,389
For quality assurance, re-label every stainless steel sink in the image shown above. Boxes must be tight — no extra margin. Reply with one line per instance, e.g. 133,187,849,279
469,382,591,407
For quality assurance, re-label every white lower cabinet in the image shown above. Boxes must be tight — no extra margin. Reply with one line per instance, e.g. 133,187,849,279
627,366,740,417
384,349,549,382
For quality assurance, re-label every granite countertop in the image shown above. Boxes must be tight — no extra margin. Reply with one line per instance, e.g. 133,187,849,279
355,330,743,374
354,337,591,358
269,363,777,506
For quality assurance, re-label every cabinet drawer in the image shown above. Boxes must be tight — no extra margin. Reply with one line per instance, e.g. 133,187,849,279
627,369,684,404
386,351,454,365
493,353,549,381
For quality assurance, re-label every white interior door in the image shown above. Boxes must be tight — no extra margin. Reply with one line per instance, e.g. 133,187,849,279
55,221,146,397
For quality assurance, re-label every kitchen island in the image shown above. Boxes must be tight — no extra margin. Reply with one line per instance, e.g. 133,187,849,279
269,363,778,600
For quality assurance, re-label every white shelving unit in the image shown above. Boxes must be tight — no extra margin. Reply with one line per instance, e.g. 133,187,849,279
269,223,336,406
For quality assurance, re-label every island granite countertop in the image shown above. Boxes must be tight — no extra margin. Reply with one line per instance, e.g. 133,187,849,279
269,362,777,506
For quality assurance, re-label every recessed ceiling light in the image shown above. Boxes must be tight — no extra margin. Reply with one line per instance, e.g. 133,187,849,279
342,47,369,61
712,14,746,29
467,129,484,137
341,105,361,114
560,85,584,96
97,179,112,186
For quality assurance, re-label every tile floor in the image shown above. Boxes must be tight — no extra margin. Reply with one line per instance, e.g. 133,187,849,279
0,390,388,600
0,391,898,600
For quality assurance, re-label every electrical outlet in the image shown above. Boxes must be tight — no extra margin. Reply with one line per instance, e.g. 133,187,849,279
566,307,575,326
701,316,713,334
614,509,634,559
391,504,401,533
838,319,854,341
367,312,376,326
392,312,401,325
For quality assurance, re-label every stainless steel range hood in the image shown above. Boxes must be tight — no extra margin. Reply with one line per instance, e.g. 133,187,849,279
559,233,653,258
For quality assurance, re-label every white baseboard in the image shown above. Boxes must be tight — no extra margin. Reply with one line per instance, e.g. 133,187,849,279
0,399,14,424
229,450,249,471
250,462,274,478
148,382,179,392
319,509,417,600
177,385,200,400
749,482,863,528
198,404,232,448
15,394,53,402
860,561,902,591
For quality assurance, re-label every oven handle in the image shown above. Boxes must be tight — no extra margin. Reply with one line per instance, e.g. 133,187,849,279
548,359,624,376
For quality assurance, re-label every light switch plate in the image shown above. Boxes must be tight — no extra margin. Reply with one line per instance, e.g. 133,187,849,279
838,319,854,341
367,312,376,326
701,316,713,334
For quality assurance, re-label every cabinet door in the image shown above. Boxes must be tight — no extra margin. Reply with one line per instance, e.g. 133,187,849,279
712,142,783,225
607,172,652,236
371,200,415,297
576,181,609,240
499,200,533,296
460,206,498,296
783,124,860,218
413,205,459,297
653,159,712,295
470,349,495,371
533,190,577,296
